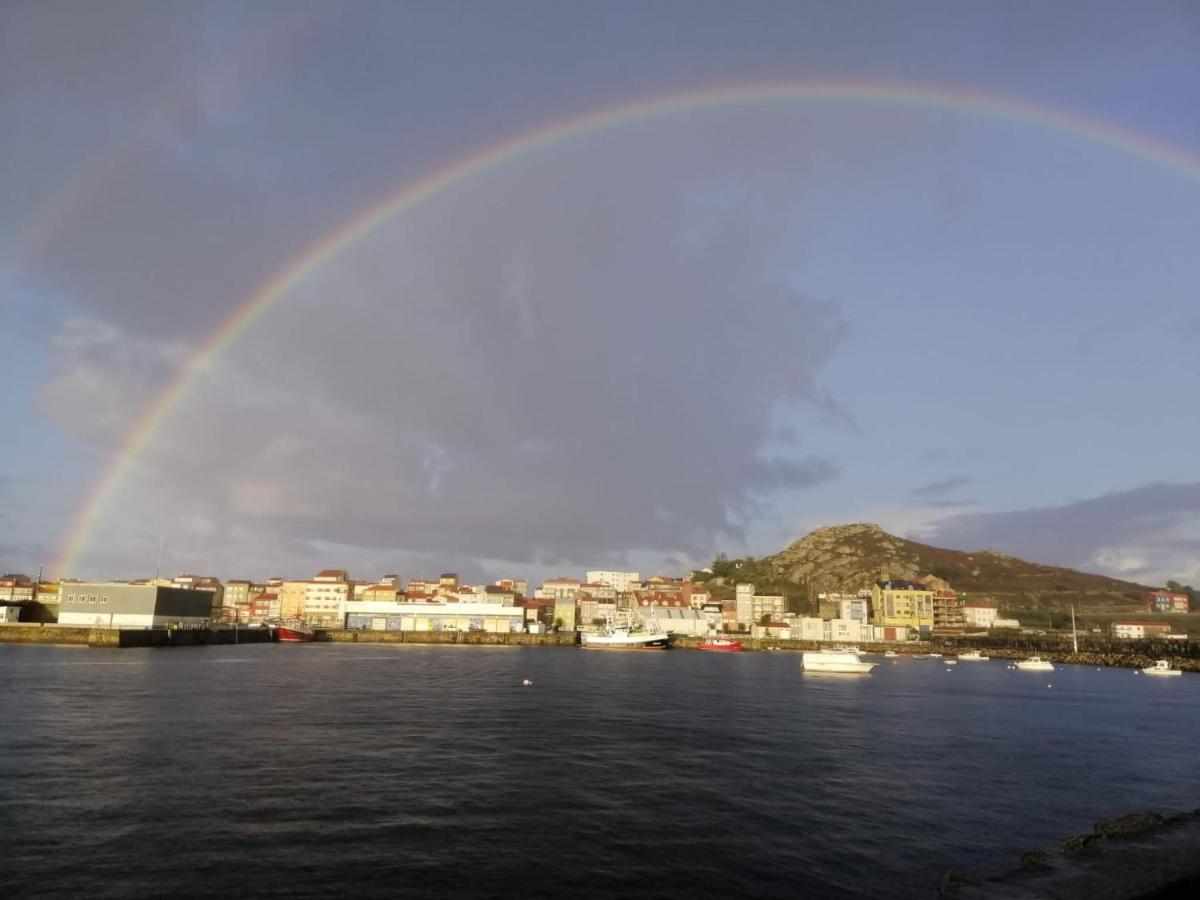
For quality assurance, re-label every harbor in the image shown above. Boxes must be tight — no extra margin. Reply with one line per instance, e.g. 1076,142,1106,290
2,640,1197,899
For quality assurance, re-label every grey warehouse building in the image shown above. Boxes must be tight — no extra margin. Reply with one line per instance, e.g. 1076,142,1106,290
58,583,214,629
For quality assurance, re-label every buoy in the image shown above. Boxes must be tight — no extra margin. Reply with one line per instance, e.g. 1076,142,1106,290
522,679,533,687
1047,684,1052,689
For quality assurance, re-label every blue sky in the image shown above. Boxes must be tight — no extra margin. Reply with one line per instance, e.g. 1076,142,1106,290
2,1,1198,586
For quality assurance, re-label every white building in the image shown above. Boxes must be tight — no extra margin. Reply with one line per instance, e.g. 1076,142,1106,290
642,607,710,636
585,571,640,593
1,604,21,623
962,603,999,629
344,600,525,633
839,598,871,621
304,580,352,626
735,583,754,627
752,593,786,621
537,578,582,601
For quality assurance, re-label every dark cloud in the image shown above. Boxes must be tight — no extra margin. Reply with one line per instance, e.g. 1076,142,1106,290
911,476,973,498
924,482,1200,583
44,110,869,578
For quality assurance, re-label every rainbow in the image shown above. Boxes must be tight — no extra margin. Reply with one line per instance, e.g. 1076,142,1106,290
51,78,1200,577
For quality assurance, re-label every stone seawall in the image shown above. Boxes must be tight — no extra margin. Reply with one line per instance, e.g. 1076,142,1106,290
316,629,579,647
935,637,1200,672
0,624,274,648
668,636,934,655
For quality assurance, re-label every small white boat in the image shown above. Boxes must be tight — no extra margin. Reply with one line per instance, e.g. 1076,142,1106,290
944,659,957,666
958,650,990,661
927,653,943,659
1015,656,1055,671
1141,659,1182,677
883,650,898,658
803,648,876,674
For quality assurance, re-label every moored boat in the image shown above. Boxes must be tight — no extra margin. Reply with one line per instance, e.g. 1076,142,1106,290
883,650,898,658
1141,659,1182,677
698,637,742,651
958,650,989,661
276,620,315,642
802,648,876,674
581,627,669,650
1015,656,1054,671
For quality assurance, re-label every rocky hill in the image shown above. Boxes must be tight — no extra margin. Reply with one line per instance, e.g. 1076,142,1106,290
763,523,1152,610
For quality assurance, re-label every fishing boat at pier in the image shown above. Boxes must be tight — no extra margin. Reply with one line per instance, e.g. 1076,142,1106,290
698,637,742,651
581,626,669,650
276,620,315,642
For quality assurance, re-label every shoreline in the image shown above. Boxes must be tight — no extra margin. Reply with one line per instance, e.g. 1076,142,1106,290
0,624,1195,671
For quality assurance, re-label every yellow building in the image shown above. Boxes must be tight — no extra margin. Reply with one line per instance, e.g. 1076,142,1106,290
871,580,934,634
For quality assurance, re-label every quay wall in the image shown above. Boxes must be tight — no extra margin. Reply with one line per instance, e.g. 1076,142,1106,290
0,624,274,648
316,629,579,647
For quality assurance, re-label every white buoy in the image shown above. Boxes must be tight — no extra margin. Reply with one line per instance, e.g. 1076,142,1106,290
522,679,533,687
1047,684,1052,689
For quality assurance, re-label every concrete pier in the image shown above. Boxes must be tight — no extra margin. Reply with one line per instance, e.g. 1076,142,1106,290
316,629,578,646
0,624,275,648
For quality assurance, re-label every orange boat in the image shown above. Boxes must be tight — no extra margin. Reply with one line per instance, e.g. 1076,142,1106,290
698,637,742,651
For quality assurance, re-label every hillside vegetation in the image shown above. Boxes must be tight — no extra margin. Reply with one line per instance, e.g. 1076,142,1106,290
698,523,1158,614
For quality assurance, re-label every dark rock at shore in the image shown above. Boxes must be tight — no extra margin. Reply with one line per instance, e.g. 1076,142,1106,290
946,810,1200,899
1093,812,1166,839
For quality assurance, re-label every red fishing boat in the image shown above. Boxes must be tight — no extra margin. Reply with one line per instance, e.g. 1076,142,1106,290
698,637,742,651
276,620,315,642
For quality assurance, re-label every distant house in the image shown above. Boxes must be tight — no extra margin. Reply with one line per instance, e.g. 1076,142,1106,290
1143,591,1190,614
1111,620,1173,640
962,602,998,629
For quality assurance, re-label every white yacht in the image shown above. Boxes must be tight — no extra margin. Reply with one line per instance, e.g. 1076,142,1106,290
1141,659,1182,677
957,650,990,661
803,648,877,674
1015,656,1055,671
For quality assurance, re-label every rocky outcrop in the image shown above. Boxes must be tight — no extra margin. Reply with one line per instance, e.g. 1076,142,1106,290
946,810,1200,898
766,523,919,591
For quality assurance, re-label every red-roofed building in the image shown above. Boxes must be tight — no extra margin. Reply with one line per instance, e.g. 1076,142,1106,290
250,592,280,620
634,590,688,609
1143,591,1190,614
315,569,348,583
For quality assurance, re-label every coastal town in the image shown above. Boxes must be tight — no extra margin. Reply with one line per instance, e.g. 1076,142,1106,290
1,566,1193,648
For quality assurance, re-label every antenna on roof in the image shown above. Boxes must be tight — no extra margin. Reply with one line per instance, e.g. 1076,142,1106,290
156,534,165,581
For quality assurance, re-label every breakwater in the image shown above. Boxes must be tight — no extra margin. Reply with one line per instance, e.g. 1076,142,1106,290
0,624,274,648
667,635,1200,671
315,629,579,646
935,635,1200,672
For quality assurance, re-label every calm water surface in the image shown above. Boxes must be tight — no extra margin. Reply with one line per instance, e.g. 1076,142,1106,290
1,644,1197,898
